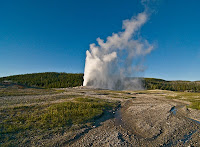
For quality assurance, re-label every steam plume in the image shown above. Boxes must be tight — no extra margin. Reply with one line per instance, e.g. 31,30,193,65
83,10,153,90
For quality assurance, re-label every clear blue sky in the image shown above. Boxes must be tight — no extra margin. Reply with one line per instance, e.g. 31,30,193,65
0,0,199,81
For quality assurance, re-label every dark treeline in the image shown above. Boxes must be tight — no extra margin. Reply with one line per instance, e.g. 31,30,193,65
144,78,200,92
0,72,200,92
0,72,83,88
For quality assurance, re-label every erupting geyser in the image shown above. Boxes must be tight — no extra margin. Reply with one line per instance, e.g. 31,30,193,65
83,10,154,90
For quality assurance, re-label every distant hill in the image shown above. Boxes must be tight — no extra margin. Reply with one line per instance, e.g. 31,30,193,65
0,72,199,92
0,72,83,88
144,78,200,92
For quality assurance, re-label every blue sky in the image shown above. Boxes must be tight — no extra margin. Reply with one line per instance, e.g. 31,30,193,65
0,0,199,81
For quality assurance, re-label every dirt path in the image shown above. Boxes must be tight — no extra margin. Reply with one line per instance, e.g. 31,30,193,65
69,89,200,147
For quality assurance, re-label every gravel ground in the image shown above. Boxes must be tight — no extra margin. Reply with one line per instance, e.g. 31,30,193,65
69,88,200,147
1,87,200,146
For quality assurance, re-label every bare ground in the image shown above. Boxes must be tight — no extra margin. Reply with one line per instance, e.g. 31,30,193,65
68,88,200,147
1,87,200,146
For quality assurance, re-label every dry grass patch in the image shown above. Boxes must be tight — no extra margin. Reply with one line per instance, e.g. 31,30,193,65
166,92,200,110
0,95,118,146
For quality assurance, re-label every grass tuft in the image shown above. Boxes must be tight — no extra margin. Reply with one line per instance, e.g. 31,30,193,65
165,92,200,110
0,95,118,146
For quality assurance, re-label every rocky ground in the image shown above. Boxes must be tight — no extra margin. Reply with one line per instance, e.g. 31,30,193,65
68,88,200,147
1,87,200,147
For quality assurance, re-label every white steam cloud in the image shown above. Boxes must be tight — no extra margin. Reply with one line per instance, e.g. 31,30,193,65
83,10,154,90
